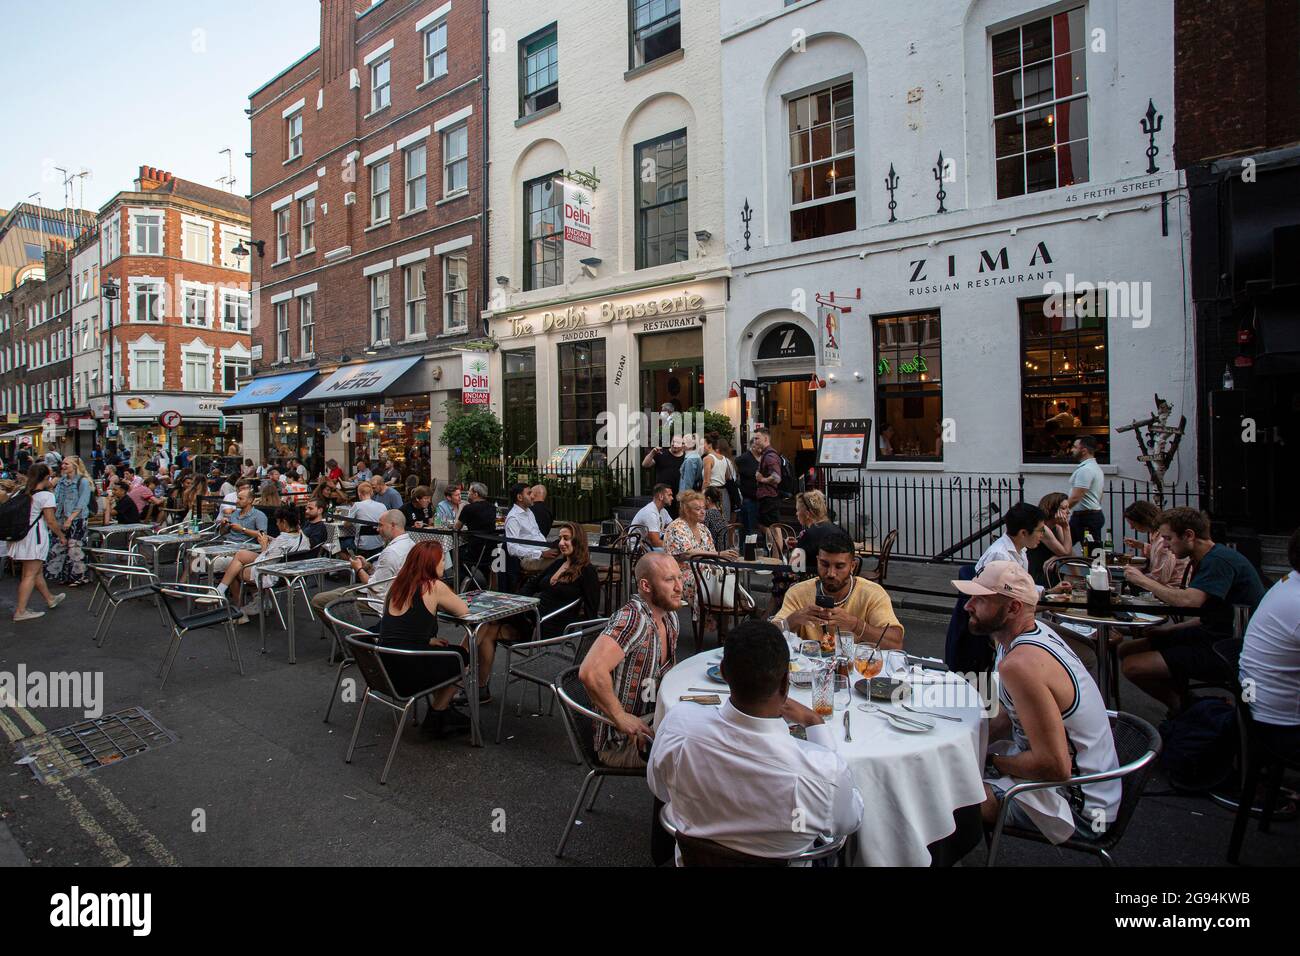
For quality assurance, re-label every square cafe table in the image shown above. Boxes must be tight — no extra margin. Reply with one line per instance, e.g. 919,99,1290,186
135,531,215,578
438,591,541,748
88,522,156,550
257,557,355,665
188,542,248,587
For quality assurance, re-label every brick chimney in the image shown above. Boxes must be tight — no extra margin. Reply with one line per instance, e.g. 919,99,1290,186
135,166,173,191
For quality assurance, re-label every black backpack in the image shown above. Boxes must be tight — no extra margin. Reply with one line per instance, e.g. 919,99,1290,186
778,453,797,498
1158,698,1239,792
84,477,99,516
0,492,39,542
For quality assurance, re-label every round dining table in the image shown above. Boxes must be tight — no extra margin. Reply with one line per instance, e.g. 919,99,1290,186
656,649,990,866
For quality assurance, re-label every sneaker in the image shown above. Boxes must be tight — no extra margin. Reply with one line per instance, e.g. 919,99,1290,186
436,706,473,738
13,610,45,623
47,594,67,610
234,613,250,626
240,602,262,618
453,683,492,706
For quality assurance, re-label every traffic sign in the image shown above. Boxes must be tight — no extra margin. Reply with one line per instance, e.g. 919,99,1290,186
159,410,183,430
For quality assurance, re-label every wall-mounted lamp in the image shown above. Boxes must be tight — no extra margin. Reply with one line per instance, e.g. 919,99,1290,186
728,381,741,399
495,276,510,287
808,375,827,391
852,371,863,381
694,230,712,243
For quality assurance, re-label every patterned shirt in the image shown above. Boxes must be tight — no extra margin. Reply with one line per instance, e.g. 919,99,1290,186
664,518,714,606
594,595,679,753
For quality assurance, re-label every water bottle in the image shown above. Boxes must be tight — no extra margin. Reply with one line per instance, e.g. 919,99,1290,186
1082,530,1095,559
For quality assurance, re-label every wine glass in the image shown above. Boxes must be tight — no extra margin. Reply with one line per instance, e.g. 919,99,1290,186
854,644,883,679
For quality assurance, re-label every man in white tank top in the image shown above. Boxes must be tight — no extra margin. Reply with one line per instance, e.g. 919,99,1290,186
954,563,1121,844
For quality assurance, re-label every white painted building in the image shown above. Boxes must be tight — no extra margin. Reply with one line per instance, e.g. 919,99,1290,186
69,234,103,457
719,0,1196,545
481,0,730,468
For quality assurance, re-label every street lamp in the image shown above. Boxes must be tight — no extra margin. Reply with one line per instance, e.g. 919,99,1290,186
101,280,120,445
231,238,265,260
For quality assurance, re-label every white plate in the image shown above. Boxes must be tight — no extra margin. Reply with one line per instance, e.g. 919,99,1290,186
887,713,933,733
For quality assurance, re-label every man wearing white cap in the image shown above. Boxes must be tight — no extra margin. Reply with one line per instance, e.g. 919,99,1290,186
953,563,1120,844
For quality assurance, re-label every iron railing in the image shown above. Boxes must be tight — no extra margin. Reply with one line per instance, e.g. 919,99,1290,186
458,453,637,525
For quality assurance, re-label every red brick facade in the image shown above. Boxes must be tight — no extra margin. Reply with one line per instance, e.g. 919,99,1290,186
99,169,252,397
1175,0,1300,165
248,0,484,370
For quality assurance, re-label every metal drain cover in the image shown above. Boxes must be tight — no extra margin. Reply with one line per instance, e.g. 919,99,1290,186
13,708,177,784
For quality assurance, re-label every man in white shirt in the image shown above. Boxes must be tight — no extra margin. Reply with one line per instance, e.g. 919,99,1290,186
311,509,415,622
648,619,862,863
1066,436,1106,548
504,482,551,572
1239,528,1300,759
631,484,674,550
349,481,388,553
976,502,1070,597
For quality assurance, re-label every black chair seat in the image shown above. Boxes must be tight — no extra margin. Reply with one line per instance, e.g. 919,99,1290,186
178,606,245,629
114,585,158,602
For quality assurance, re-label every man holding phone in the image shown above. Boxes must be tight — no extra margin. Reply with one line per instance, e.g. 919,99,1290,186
774,530,904,649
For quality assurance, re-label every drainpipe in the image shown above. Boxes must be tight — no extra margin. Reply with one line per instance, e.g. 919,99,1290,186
480,0,490,329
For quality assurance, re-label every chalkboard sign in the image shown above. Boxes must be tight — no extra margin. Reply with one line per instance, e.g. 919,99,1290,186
545,445,593,474
817,419,872,468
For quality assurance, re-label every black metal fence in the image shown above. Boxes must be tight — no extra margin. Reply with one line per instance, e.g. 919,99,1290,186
459,454,637,525
1103,478,1202,541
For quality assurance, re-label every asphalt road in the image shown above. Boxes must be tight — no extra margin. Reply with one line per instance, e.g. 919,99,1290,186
0,576,1293,868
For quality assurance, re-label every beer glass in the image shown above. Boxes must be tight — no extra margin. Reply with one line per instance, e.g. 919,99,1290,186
810,660,835,718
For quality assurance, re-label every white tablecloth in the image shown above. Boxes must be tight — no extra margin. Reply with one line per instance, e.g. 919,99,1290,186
657,651,988,866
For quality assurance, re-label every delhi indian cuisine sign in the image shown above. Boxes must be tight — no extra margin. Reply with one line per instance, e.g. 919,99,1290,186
462,354,490,405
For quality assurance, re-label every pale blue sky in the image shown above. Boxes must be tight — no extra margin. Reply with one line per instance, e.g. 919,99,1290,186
0,0,323,212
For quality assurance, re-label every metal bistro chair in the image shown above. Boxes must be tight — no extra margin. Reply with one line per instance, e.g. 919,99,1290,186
320,589,388,724
657,804,848,867
552,664,648,858
766,523,799,561
689,555,755,650
1214,639,1300,865
859,528,898,584
597,529,642,616
152,583,248,689
87,562,164,647
986,710,1161,866
495,614,609,744
85,547,146,616
342,632,469,785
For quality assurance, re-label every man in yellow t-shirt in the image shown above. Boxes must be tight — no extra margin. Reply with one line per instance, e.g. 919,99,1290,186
775,528,904,649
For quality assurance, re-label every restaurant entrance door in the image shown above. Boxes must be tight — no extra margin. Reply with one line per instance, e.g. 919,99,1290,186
739,376,818,475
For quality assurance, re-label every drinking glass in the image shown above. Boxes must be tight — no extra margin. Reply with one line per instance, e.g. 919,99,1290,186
800,640,822,664
810,660,835,719
884,650,908,679
833,675,852,713
854,644,883,679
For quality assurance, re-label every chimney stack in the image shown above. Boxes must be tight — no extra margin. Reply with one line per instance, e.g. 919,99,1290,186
136,166,172,191
320,0,370,87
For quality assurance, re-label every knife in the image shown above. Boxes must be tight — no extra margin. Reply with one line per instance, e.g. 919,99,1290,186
843,709,852,742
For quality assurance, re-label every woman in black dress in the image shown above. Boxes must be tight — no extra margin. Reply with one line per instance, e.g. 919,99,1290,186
471,522,599,703
378,541,474,737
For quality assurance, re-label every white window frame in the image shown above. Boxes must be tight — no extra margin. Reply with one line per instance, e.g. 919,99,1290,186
442,123,468,197
130,209,164,256
371,160,391,224
298,293,315,356
286,111,303,161
220,343,252,393
181,282,214,329
370,273,390,344
275,207,291,261
128,335,164,391
404,263,426,338
181,340,215,393
181,215,214,265
299,195,316,252
786,80,856,219
128,277,166,323
370,56,391,113
442,251,468,334
404,143,428,213
221,225,251,269
220,289,251,332
275,301,291,361
423,16,448,82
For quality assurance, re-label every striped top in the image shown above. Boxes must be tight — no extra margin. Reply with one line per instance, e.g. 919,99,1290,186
593,595,678,753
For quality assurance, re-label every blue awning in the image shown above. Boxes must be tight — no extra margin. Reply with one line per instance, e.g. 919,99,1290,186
222,370,320,413
298,356,423,404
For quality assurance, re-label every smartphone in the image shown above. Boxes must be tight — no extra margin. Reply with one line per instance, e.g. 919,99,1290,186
815,595,835,610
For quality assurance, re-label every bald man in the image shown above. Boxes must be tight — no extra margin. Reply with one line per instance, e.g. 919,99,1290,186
579,553,683,769
312,509,414,626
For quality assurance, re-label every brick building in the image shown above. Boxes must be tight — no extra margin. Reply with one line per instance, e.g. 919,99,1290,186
1176,0,1300,549
240,0,484,482
95,166,253,465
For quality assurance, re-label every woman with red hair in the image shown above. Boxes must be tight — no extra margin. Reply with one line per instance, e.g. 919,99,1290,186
378,540,473,737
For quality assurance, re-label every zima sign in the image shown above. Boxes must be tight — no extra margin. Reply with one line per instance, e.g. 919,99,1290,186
562,179,593,248
462,354,491,406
